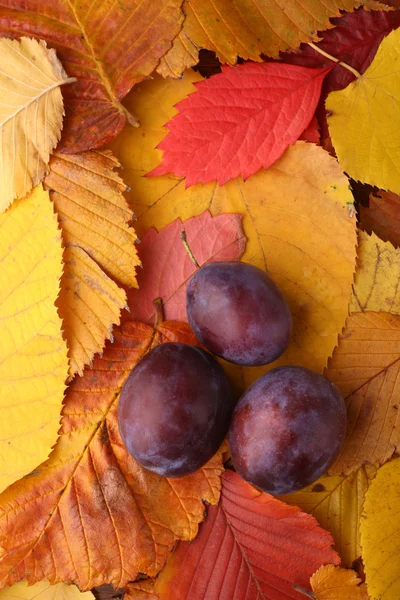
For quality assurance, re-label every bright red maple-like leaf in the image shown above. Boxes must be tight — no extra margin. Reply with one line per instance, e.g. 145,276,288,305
140,470,340,600
148,63,330,186
299,116,320,145
125,211,246,324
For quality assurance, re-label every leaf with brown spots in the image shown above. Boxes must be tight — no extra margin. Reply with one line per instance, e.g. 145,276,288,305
0,320,223,590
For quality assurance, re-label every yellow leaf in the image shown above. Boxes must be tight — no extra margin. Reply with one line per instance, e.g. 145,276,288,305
157,31,198,78
57,246,127,377
361,458,400,600
160,0,383,72
327,27,400,193
0,185,68,492
325,312,400,475
279,464,377,567
44,150,140,378
0,581,94,600
350,231,400,314
0,37,71,213
310,565,368,599
111,73,357,385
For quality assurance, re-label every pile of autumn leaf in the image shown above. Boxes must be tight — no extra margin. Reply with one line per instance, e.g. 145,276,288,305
3,0,400,599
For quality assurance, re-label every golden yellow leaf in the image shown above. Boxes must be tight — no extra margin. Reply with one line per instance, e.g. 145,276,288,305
310,565,368,599
325,312,400,474
0,581,94,600
111,73,357,386
160,0,383,72
361,457,400,599
0,185,68,492
44,150,140,378
57,246,127,377
157,31,198,78
350,231,400,314
279,464,377,568
327,27,400,193
0,37,71,213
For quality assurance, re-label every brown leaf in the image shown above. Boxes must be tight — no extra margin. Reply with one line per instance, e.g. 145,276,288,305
359,189,400,249
0,321,223,590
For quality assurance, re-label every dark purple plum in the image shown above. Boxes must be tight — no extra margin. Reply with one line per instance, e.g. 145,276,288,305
118,342,233,477
229,366,347,494
186,262,292,366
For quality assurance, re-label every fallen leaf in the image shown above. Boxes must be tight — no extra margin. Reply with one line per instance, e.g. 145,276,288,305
57,246,127,378
112,79,357,384
157,31,198,78
149,63,329,185
0,37,70,212
0,0,183,153
0,320,223,589
299,116,321,144
361,457,400,599
279,465,377,568
162,0,383,71
350,231,400,314
44,150,140,377
150,470,340,599
325,312,400,475
310,564,368,599
0,581,94,600
0,185,68,493
281,9,400,96
327,27,400,193
125,581,157,600
359,189,400,248
281,8,400,140
126,211,245,324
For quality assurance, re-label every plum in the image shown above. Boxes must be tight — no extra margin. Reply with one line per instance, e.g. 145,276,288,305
118,342,233,477
186,261,292,366
228,366,347,494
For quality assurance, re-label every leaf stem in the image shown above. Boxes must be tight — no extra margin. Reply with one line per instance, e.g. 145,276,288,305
293,584,315,598
153,298,164,328
180,229,200,269
307,42,361,78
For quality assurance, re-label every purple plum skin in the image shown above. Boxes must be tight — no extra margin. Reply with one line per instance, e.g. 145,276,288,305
228,366,347,494
118,342,233,477
186,262,292,366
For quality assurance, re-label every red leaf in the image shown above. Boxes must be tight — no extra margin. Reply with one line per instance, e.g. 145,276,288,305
148,63,329,186
125,211,246,324
153,471,340,600
280,8,400,140
299,116,320,144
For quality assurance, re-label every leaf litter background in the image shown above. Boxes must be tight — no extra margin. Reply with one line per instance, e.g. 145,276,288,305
1,2,400,600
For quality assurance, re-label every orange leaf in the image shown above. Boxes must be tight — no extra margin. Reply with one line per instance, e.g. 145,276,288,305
325,312,400,475
157,32,198,79
0,321,223,590
0,0,183,152
359,189,400,249
151,470,339,599
126,581,158,600
310,565,369,599
44,150,140,377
